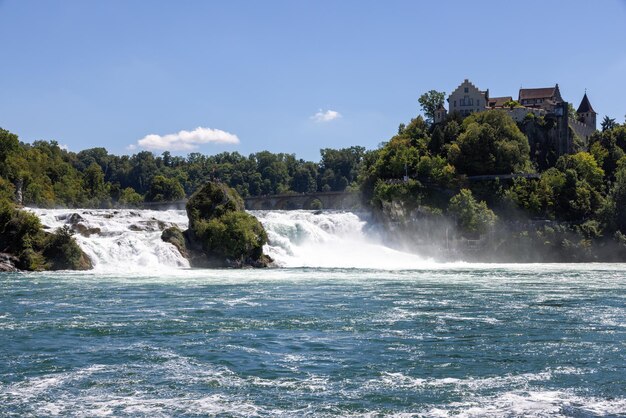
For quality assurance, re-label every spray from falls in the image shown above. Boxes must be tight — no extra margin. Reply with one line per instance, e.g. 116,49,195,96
252,210,431,269
30,209,431,271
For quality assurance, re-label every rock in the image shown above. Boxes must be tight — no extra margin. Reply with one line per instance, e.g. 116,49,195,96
184,181,272,268
186,181,244,225
0,253,19,272
72,223,101,237
56,212,84,224
67,213,84,225
161,226,188,258
42,226,93,271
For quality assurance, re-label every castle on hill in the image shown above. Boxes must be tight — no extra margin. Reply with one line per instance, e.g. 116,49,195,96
434,79,597,156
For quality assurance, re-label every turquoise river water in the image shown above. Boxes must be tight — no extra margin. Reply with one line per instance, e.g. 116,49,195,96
1,266,625,417
1,209,625,416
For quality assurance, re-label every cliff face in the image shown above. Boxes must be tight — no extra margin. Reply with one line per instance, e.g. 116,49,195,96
164,181,272,268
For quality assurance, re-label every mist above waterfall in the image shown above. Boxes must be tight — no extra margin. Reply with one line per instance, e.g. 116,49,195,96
30,209,432,271
253,210,432,269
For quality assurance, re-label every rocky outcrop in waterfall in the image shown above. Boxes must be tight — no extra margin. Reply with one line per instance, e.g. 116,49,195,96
172,182,272,268
0,204,92,271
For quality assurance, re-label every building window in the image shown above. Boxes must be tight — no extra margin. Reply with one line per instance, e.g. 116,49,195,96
460,96,473,107
464,87,469,93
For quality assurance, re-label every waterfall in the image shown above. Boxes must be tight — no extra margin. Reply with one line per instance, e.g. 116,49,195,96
252,210,431,269
30,209,431,271
30,209,191,272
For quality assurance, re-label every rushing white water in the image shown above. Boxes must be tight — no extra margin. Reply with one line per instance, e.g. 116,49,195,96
31,209,190,272
29,208,431,271
252,210,432,269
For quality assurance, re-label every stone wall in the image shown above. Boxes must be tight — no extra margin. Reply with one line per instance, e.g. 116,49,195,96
569,119,595,147
504,107,545,122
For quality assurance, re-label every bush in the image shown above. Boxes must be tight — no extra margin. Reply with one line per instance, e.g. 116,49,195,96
42,225,92,270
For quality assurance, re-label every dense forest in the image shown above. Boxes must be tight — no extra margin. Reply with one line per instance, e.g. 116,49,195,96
0,127,364,208
2,91,626,262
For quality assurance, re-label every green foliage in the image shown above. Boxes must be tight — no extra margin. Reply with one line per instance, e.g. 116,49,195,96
42,225,92,270
447,110,531,175
146,175,185,202
307,198,323,210
0,126,369,209
502,100,522,109
448,189,497,235
609,164,626,232
186,181,244,229
83,162,108,201
568,103,577,120
601,116,617,132
0,177,15,202
503,177,554,217
0,199,91,271
319,147,365,191
0,128,19,177
119,187,143,206
372,179,423,209
0,204,44,256
186,182,269,266
556,152,604,190
200,211,267,262
418,90,445,123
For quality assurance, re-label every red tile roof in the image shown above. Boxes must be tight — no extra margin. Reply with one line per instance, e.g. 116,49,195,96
519,87,557,100
488,96,513,108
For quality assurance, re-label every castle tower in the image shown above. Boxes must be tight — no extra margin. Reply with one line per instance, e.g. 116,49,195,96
576,92,596,130
434,103,447,124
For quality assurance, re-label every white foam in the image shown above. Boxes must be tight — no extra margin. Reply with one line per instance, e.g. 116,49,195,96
420,390,626,417
29,208,190,273
252,210,435,269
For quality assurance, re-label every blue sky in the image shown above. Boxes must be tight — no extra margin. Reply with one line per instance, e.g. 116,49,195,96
1,0,626,161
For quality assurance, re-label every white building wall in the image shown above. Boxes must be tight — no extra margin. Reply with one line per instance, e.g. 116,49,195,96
448,79,486,117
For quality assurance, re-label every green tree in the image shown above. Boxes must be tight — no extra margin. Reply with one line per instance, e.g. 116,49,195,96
145,175,185,202
83,162,107,200
0,128,19,176
319,146,365,191
608,165,626,232
447,110,531,175
601,116,617,132
448,189,497,235
556,152,604,190
418,90,446,123
119,187,144,205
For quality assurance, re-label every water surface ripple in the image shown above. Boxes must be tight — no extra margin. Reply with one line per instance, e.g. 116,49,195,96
1,266,625,417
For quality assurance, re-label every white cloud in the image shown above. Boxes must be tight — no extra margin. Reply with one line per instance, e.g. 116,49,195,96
311,109,342,122
133,127,240,151
59,144,69,151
